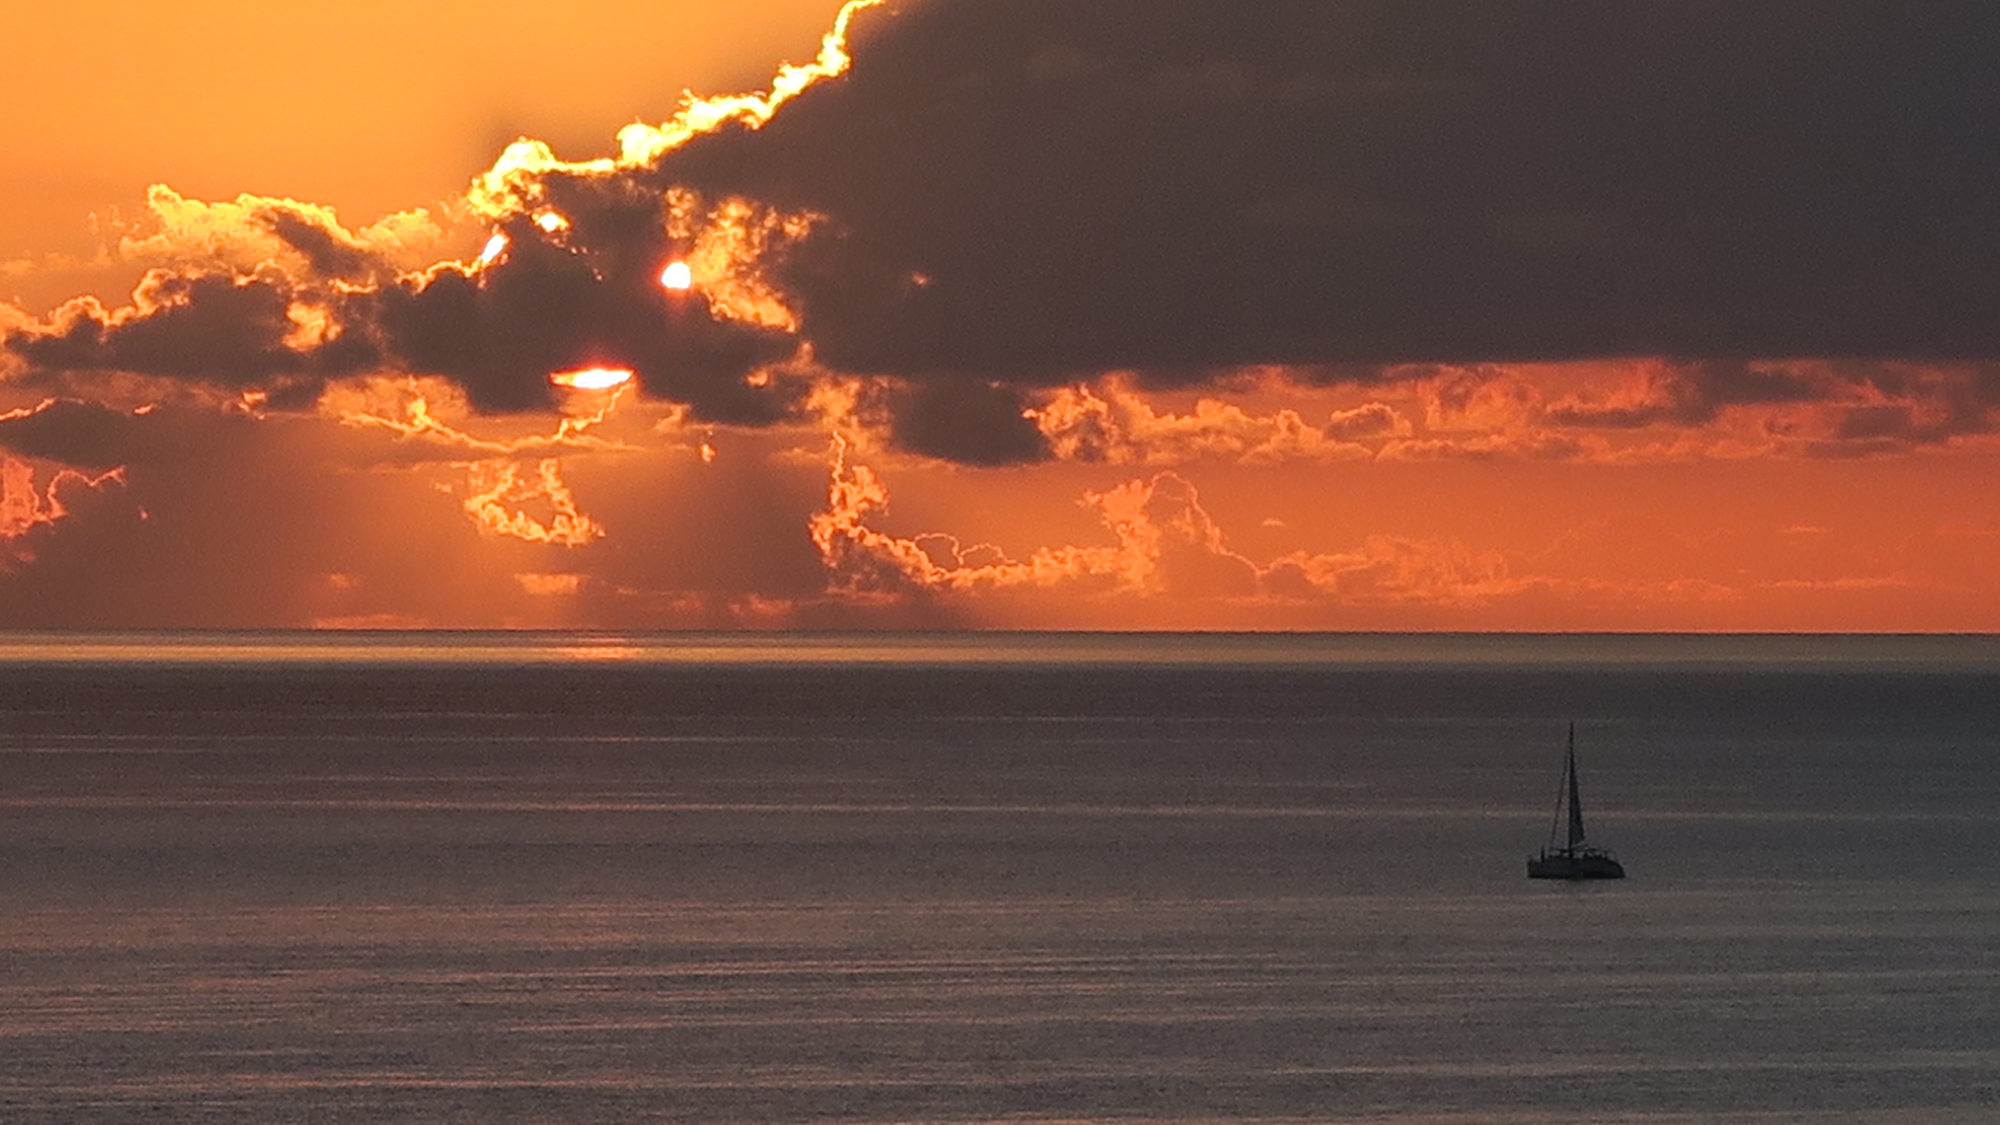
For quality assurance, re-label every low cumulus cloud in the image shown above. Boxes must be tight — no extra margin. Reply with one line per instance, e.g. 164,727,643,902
1546,359,2000,455
806,443,1771,621
0,456,126,569
1030,378,1384,466
812,444,1264,602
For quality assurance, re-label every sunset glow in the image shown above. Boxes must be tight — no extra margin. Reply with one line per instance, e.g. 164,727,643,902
7,13,1998,1125
2,2,1998,630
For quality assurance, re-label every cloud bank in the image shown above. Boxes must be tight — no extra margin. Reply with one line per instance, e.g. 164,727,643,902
3,0,2000,629
8,0,1998,466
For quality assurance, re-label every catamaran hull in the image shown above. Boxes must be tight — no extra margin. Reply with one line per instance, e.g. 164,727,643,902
1527,852,1626,879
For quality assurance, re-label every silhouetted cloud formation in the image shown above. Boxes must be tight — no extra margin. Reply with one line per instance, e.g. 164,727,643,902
0,399,184,469
7,0,2000,470
665,0,2000,376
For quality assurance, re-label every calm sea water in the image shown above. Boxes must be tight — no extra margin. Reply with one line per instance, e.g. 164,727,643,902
1,632,1997,1124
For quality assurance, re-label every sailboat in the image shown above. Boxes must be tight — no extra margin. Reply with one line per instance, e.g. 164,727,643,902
1527,723,1626,879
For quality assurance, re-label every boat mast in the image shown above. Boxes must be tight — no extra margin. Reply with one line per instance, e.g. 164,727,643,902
1565,722,1586,851
1545,724,1569,851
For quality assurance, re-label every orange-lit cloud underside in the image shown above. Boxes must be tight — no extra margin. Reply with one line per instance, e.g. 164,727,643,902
4,359,2000,630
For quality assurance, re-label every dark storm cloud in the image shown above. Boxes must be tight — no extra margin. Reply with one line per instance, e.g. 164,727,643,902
1811,363,2000,452
879,377,1048,465
1549,361,1830,428
3,214,811,424
8,271,374,396
258,209,377,282
0,397,254,469
1548,358,2000,451
659,0,2000,376
0,399,155,469
368,198,805,420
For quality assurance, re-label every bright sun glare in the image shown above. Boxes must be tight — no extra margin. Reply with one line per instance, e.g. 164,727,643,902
549,367,635,391
660,260,693,291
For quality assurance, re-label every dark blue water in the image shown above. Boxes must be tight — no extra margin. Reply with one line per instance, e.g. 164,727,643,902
1,633,1996,1123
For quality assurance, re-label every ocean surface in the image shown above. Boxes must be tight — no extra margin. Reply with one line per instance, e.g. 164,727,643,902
1,631,1997,1124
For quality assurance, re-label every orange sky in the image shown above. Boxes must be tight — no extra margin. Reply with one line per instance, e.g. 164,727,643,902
3,0,1998,631
1,0,847,306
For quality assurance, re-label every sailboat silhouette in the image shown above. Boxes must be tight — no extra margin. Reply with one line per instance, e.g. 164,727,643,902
1527,723,1626,879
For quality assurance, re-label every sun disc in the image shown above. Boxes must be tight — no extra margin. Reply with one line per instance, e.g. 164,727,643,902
549,367,634,391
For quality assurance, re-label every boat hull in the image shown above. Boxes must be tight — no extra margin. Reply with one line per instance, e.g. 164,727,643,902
1527,850,1625,880
1527,727,1626,880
